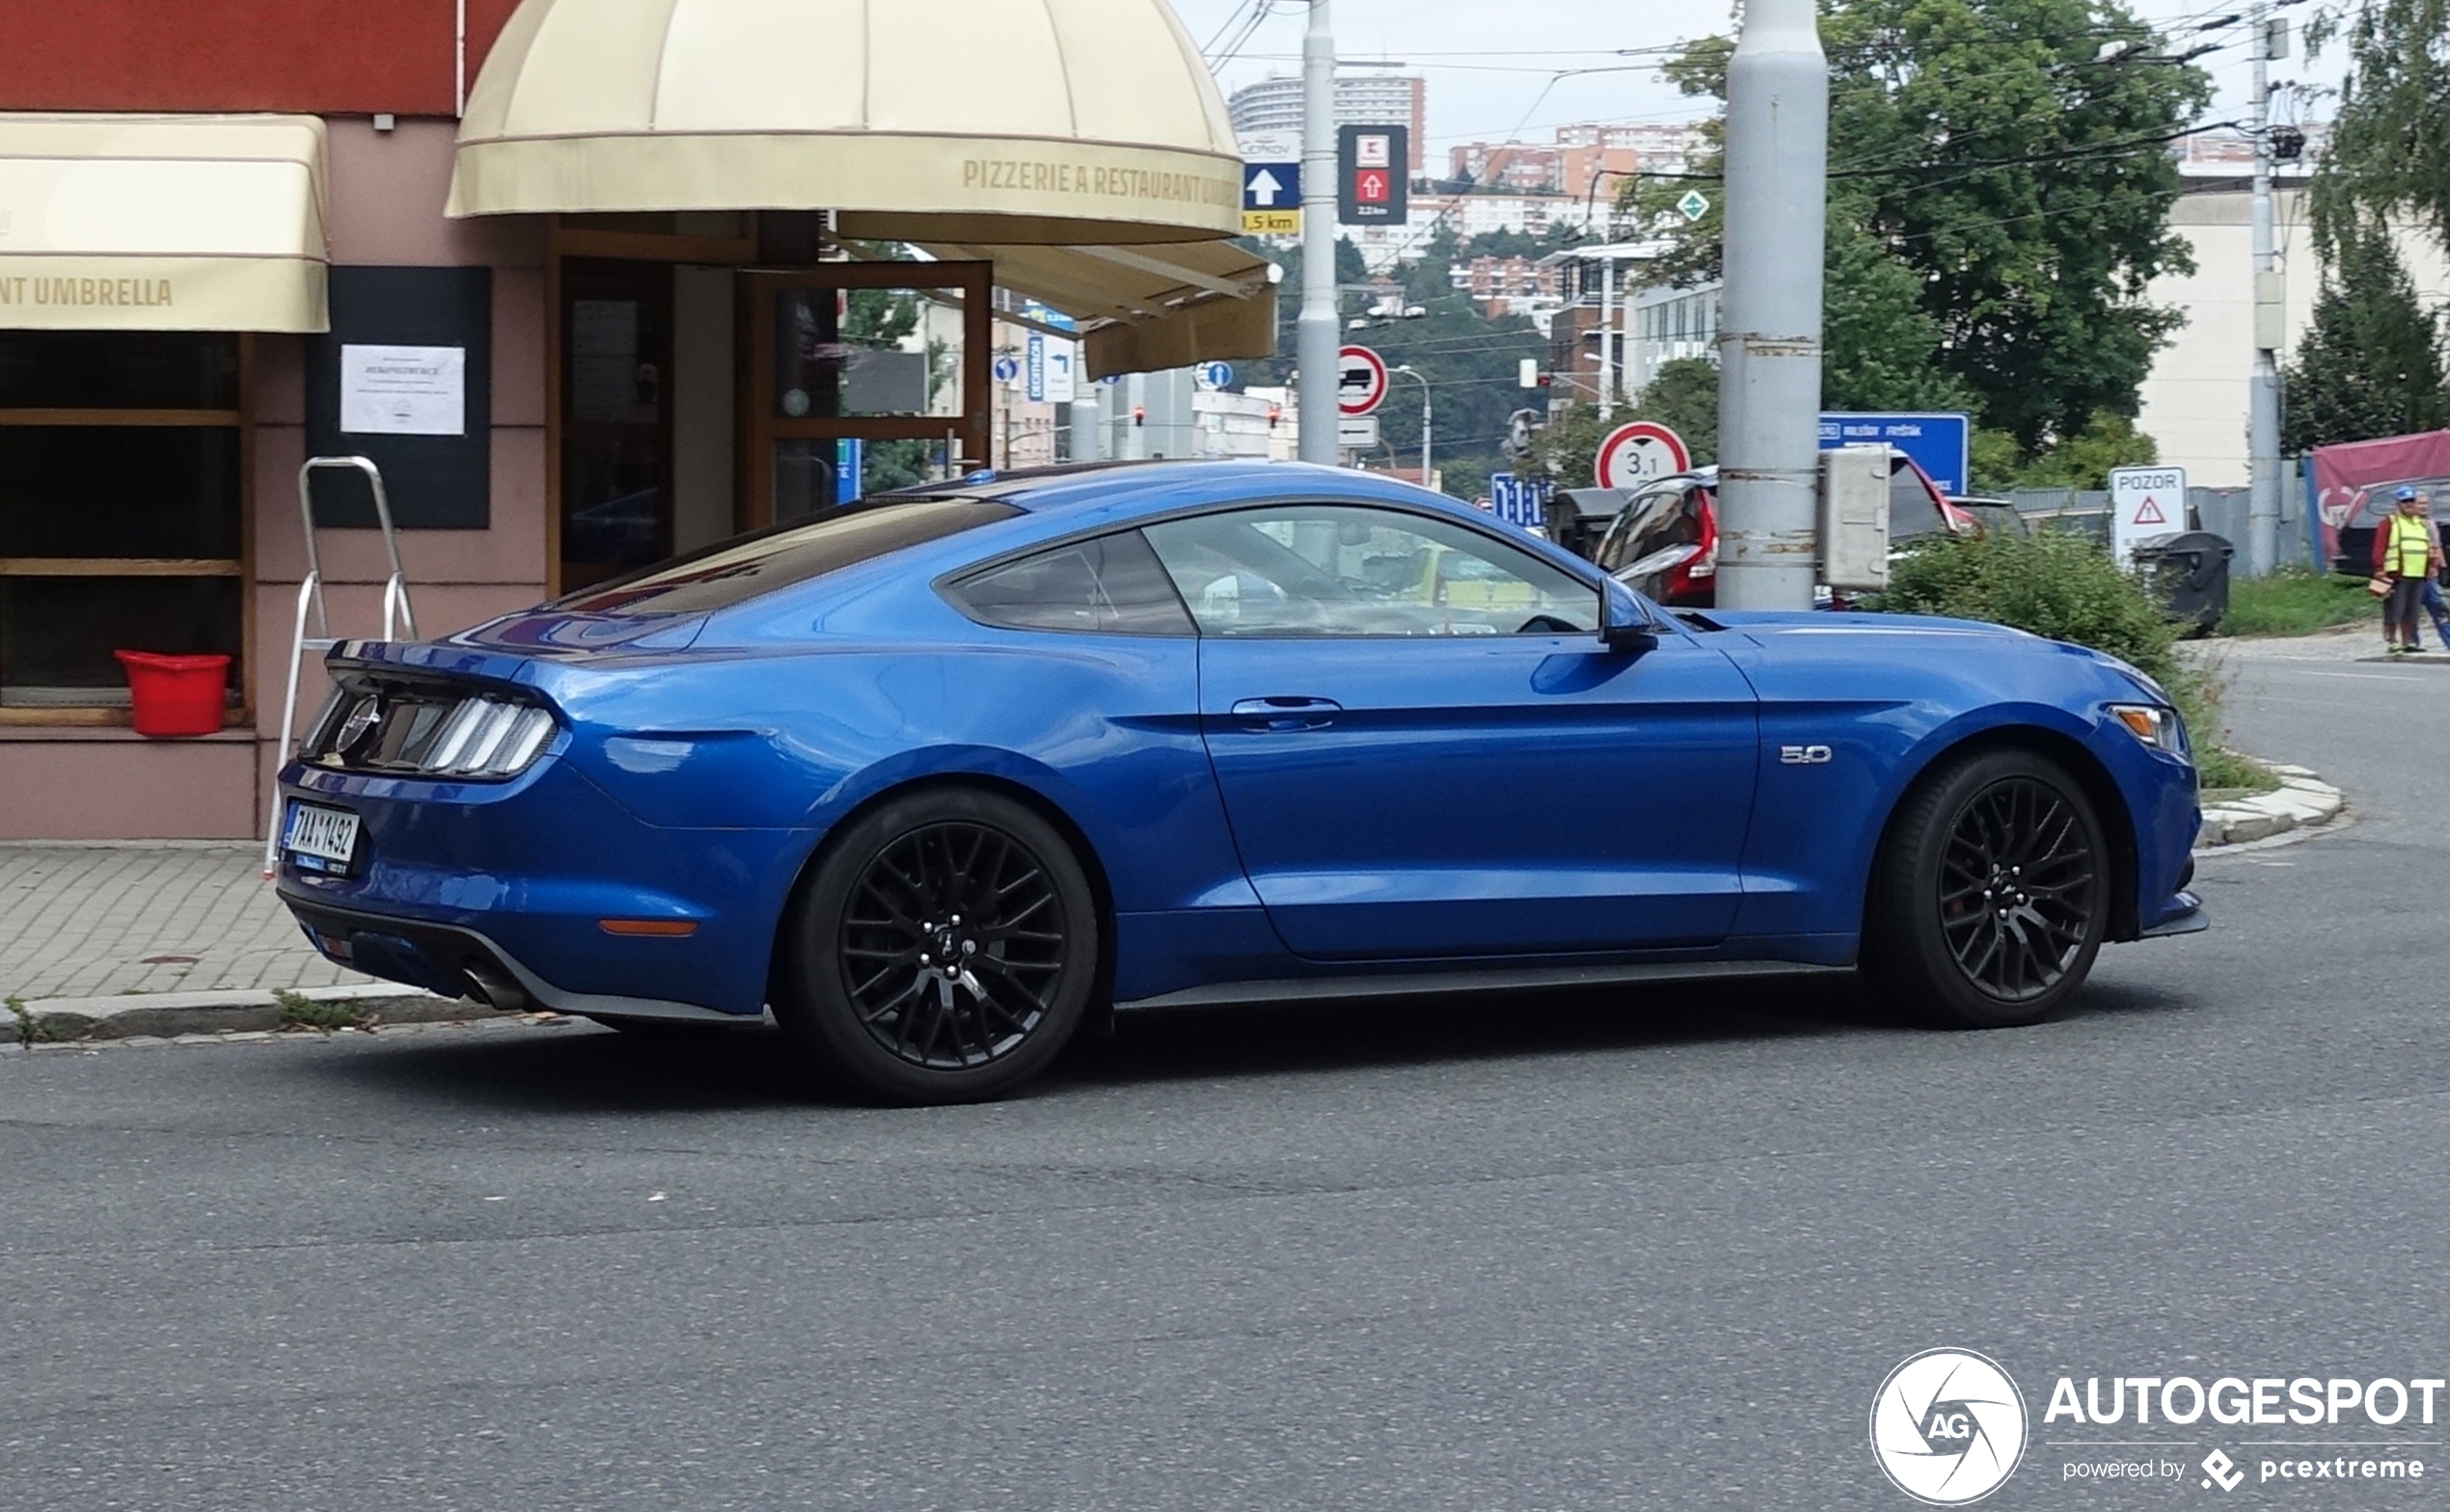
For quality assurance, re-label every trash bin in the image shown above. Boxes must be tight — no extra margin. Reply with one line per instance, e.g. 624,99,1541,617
1546,488,1629,560
114,650,231,737
2130,530,2233,637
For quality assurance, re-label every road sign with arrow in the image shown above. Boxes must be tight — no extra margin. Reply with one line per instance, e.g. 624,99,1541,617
1242,161,1300,235
1338,125,1409,224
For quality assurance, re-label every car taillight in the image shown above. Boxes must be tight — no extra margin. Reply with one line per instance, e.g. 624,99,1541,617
309,688,558,779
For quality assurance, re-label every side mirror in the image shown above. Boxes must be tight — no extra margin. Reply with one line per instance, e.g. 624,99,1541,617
1599,586,1659,655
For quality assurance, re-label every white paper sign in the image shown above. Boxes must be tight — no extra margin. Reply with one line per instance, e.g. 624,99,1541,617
340,344,466,436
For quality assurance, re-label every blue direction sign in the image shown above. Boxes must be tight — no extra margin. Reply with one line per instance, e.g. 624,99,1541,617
1488,472,1550,532
1243,162,1299,210
1818,412,1973,497
993,355,1021,385
1196,361,1234,390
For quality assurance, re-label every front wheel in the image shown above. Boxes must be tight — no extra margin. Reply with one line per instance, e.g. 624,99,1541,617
1864,748,2110,1028
776,787,1099,1104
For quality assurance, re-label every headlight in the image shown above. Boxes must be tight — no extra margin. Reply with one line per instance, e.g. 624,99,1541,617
2109,703,2189,758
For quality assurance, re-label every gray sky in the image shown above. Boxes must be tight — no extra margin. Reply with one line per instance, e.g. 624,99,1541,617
1168,0,2341,154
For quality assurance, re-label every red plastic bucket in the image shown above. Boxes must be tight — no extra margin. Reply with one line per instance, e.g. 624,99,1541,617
114,650,231,738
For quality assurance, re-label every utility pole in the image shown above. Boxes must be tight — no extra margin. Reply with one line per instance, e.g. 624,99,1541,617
1714,0,1828,611
1597,252,1617,419
1296,1,1340,465
2246,1,2284,576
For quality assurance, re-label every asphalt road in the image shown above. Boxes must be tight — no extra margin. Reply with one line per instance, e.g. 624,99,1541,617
3,637,2444,1512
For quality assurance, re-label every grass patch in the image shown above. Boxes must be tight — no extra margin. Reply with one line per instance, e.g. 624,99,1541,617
273,988,369,1033
6,993,67,1045
2220,565,2377,638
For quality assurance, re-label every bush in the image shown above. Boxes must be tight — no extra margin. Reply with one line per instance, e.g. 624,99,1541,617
1871,530,2267,791
1876,528,2178,678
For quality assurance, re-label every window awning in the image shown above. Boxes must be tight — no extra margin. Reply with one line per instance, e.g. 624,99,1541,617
0,114,328,333
449,0,1243,245
897,234,1278,380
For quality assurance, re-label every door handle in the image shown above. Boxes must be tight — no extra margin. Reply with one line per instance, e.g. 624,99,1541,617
1230,695,1342,731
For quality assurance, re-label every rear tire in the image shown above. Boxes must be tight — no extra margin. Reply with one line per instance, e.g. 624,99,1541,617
775,787,1099,1105
1864,747,2109,1029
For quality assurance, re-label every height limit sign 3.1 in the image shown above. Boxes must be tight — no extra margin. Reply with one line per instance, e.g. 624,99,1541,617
1338,125,1409,225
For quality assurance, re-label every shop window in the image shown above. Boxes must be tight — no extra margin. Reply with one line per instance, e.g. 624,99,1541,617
0,333,247,720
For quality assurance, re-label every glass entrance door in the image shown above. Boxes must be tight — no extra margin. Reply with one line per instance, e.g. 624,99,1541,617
743,263,993,528
558,258,673,592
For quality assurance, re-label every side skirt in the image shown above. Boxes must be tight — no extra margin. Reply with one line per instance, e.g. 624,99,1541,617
1114,958,1853,1013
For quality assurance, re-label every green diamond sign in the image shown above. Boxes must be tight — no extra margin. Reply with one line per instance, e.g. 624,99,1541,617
1676,189,1710,222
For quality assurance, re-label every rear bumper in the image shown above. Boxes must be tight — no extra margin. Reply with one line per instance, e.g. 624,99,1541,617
278,894,748,1021
274,756,808,1016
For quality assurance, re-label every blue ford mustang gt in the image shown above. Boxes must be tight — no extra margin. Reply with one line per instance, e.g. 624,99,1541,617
274,460,2204,1103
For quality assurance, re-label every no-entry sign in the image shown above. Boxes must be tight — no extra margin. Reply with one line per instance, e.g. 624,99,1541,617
1594,420,1692,490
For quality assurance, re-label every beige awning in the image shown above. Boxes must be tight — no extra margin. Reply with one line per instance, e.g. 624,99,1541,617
448,0,1244,245
905,236,1278,379
0,114,328,333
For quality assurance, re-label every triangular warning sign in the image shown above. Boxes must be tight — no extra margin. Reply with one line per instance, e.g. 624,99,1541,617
2132,495,2166,526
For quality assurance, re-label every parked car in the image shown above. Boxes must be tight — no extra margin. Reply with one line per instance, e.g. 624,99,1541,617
274,460,2204,1104
1588,455,1976,606
2329,478,2450,577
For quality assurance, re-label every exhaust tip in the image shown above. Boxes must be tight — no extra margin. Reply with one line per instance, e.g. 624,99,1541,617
461,961,532,1014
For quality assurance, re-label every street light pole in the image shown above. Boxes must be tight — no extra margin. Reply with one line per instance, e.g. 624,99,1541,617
1394,364,1431,486
1715,0,1828,611
1297,1,1340,465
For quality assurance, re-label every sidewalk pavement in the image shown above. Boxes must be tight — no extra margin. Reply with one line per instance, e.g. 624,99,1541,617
0,843,368,1002
1,843,487,1041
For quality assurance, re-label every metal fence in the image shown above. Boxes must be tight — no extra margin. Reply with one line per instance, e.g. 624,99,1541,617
2002,459,2315,574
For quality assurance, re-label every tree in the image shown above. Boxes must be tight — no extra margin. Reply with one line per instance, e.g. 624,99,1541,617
1652,0,2210,451
1629,357,1722,464
2309,0,2450,256
2281,216,2450,452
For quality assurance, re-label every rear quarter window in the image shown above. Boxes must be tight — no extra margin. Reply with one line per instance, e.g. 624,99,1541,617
945,529,1195,635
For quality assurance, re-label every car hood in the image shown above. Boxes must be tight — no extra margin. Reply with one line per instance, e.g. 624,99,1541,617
1701,608,2033,641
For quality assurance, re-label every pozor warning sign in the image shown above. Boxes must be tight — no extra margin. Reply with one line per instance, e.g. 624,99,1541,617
2109,465,2188,564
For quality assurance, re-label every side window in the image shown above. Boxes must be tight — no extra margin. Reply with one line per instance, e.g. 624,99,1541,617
1141,504,1598,637
947,529,1194,634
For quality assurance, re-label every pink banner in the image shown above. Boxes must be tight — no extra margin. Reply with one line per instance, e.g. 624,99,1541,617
2308,429,2450,564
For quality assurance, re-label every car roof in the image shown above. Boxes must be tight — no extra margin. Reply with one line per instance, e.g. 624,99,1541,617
880,458,1487,528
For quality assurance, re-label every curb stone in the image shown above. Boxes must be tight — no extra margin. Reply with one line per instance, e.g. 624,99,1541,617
2196,765,2345,851
11,983,501,1044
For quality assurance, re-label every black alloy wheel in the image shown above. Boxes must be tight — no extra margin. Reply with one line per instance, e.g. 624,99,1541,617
1865,748,2110,1029
777,787,1099,1104
1936,777,2098,1002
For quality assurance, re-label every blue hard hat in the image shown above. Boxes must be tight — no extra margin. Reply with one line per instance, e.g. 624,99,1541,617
2396,484,2422,500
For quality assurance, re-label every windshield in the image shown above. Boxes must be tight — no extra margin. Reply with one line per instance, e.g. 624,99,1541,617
552,499,1019,617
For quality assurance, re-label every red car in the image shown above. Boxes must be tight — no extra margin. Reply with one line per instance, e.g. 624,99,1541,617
1582,456,1975,606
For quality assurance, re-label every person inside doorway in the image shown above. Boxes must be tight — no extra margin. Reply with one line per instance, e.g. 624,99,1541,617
2375,485,2443,656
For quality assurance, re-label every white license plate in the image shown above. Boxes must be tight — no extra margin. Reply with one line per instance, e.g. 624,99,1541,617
283,801,362,872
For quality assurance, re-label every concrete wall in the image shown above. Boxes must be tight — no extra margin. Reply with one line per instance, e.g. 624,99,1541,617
2137,187,2450,487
